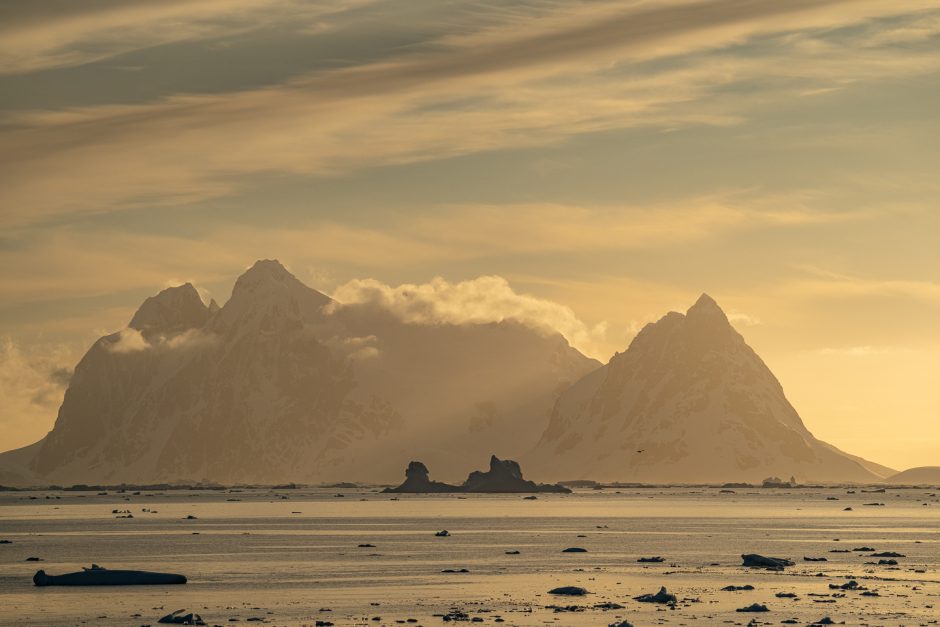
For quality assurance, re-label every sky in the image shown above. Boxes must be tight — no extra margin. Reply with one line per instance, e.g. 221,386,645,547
1,0,939,471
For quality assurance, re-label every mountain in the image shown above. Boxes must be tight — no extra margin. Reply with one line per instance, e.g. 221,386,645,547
883,467,940,485
0,260,598,486
527,294,891,484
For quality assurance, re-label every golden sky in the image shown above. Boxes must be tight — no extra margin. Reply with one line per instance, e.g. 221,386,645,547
1,0,939,470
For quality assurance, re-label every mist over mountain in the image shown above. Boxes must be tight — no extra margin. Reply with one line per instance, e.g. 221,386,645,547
0,260,597,486
0,264,894,487
526,294,893,484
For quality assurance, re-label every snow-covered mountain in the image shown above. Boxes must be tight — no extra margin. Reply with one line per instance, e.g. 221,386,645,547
0,270,893,487
526,294,893,484
0,260,598,486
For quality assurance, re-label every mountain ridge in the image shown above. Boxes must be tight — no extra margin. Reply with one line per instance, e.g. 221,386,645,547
883,466,940,485
0,274,893,487
1,260,597,486
526,293,890,484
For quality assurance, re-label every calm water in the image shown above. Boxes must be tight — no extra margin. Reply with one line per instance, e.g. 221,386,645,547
0,487,937,625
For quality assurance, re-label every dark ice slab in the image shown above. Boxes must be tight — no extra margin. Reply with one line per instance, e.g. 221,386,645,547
33,564,187,586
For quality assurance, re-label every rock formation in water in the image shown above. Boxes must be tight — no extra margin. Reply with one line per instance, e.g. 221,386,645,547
384,455,570,493
462,455,570,493
741,554,794,569
527,294,893,484
381,461,459,493
634,586,677,604
0,260,597,486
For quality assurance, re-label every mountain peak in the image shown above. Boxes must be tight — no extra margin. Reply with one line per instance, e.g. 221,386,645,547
221,259,331,325
237,258,292,283
686,292,730,324
129,283,209,335
251,258,289,273
688,292,720,312
231,259,320,297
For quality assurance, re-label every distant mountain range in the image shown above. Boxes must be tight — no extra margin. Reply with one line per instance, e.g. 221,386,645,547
883,467,940,485
0,260,596,486
0,260,902,486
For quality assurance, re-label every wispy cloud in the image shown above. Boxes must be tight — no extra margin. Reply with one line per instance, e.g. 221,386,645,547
815,345,913,357
727,311,762,326
104,327,219,353
0,0,371,75
0,197,874,308
2,0,937,227
786,265,940,304
0,337,75,451
105,327,150,353
406,199,870,255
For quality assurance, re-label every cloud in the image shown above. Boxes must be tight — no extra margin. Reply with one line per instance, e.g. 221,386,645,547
815,345,909,357
727,311,762,326
0,196,872,309
405,200,868,255
0,223,446,308
106,328,150,353
2,0,938,226
0,338,76,452
323,334,381,361
165,329,220,351
104,327,219,353
785,265,940,304
48,366,73,387
862,11,940,47
0,0,372,75
330,275,609,358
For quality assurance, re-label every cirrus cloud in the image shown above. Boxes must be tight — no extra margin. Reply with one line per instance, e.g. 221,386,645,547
2,0,938,227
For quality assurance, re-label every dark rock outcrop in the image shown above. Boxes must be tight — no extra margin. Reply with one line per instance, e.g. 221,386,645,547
383,456,571,494
829,580,862,590
548,586,588,596
463,456,569,493
382,462,458,493
159,609,206,625
634,586,676,604
741,554,794,569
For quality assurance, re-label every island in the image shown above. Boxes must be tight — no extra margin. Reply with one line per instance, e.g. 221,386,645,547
384,455,571,494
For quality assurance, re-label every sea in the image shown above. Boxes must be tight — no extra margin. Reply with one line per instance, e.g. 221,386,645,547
1,487,937,626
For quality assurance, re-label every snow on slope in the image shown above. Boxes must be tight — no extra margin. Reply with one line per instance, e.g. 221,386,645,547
527,294,888,484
